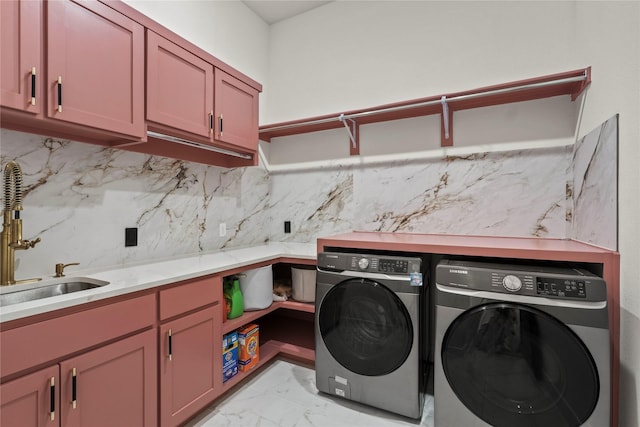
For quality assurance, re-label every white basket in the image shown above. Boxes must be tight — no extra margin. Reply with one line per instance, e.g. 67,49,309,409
292,266,317,302
239,265,273,311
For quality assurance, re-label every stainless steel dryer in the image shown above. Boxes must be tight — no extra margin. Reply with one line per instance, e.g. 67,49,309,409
315,251,428,419
434,259,610,427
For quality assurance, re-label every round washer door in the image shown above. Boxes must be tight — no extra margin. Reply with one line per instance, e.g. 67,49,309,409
442,302,600,427
318,278,413,376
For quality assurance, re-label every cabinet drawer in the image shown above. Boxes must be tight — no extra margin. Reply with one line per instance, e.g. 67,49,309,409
159,276,220,321
0,294,155,379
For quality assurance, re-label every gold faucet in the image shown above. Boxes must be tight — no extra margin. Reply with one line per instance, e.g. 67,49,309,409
1,161,41,286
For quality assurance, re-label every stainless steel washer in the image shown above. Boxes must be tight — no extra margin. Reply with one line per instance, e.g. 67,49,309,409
434,259,610,427
315,251,428,419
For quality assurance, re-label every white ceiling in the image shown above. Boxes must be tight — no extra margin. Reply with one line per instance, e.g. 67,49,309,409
242,1,332,25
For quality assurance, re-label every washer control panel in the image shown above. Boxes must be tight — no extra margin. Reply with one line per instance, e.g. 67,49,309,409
436,259,607,302
537,276,586,298
349,255,418,274
317,252,421,275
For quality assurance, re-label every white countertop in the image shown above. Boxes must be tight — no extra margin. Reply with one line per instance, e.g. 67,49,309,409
0,242,316,323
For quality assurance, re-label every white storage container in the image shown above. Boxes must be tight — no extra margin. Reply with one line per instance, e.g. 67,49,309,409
292,266,317,302
239,265,273,311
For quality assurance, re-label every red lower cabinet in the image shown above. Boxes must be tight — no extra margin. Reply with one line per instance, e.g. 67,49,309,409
160,306,222,427
0,329,157,427
0,365,59,427
59,329,157,427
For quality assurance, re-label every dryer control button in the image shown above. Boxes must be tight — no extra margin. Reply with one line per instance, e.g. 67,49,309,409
358,258,370,270
503,275,522,292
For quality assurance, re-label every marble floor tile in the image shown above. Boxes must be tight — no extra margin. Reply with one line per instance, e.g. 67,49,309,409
185,360,434,427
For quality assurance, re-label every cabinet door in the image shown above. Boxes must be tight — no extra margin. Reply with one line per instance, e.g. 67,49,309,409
0,0,42,114
46,0,144,138
214,69,259,152
59,329,157,427
0,365,58,427
160,306,222,427
147,30,214,139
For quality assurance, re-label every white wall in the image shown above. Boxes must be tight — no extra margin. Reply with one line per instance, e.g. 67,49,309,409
265,1,577,123
265,1,639,424
574,3,640,426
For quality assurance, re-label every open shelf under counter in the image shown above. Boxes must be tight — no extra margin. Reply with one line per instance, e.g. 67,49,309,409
221,299,315,334
221,339,315,392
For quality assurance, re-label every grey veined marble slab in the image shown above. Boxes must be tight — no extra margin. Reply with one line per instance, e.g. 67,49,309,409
571,114,618,250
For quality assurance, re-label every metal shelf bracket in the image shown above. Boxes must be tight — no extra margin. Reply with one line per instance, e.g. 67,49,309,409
339,113,360,155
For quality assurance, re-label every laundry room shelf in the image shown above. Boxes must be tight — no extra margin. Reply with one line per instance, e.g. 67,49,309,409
222,300,315,335
259,67,591,152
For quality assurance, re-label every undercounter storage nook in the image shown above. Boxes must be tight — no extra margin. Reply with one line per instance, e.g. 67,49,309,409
218,259,317,395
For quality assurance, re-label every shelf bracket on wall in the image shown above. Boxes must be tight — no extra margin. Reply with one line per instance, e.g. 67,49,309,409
339,114,360,155
440,96,453,147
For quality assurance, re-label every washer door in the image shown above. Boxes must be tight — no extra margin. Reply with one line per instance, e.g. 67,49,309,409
442,302,599,427
318,278,413,376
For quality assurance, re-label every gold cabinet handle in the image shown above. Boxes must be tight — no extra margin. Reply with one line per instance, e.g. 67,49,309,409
71,368,77,409
57,76,62,113
31,67,36,106
218,114,223,137
168,329,173,361
50,376,55,420
209,111,214,134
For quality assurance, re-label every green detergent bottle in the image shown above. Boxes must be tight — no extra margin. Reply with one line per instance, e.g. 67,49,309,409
223,277,244,319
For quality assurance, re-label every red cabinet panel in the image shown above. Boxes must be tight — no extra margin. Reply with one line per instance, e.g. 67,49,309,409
159,276,219,321
46,0,144,138
146,30,214,138
59,329,157,427
0,294,155,378
0,365,58,427
214,69,259,152
160,306,222,427
0,0,42,115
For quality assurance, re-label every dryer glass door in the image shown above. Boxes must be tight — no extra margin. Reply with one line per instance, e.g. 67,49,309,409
441,302,599,427
318,278,413,376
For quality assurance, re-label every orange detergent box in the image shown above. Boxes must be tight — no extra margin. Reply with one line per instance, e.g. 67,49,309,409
238,323,259,372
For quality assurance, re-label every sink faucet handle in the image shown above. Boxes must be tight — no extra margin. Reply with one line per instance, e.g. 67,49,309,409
55,262,80,278
26,237,41,248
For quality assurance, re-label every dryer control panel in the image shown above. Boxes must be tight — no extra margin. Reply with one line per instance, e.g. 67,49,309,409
436,259,607,302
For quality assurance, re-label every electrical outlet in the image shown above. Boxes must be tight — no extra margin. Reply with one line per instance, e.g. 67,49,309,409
125,227,138,247
219,223,226,237
284,221,291,234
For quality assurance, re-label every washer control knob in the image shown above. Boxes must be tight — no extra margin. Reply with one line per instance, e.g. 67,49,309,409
503,274,522,292
358,258,370,270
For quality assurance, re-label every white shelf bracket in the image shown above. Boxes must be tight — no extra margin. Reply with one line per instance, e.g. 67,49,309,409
339,113,358,149
441,95,450,140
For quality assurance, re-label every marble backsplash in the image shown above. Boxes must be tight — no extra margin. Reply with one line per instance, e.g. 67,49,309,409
0,116,616,279
268,148,571,242
0,130,270,279
571,115,618,250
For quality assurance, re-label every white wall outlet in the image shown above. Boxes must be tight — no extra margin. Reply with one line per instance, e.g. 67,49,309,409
219,223,226,237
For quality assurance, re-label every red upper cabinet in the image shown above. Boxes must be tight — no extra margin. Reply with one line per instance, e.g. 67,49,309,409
146,30,214,139
214,69,259,153
0,0,43,115
46,0,144,139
